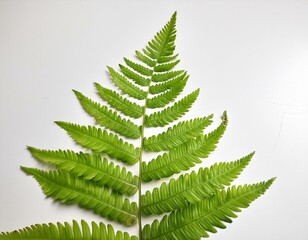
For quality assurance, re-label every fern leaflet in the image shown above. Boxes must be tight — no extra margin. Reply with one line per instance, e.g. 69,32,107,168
95,83,144,119
142,115,227,182
21,167,138,226
143,115,213,151
27,147,138,195
55,122,140,165
144,89,200,127
141,153,254,215
142,179,275,240
74,90,141,139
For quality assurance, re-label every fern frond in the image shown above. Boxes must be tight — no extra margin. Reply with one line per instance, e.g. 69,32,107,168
142,47,157,61
135,50,156,67
152,70,185,83
141,153,254,215
142,178,275,240
21,168,138,226
146,76,187,109
0,220,138,239
11,12,275,240
27,147,138,195
143,116,213,152
95,83,144,119
123,58,153,77
157,54,179,64
108,67,147,100
142,115,227,181
55,122,140,165
74,90,140,139
144,89,200,127
153,60,180,72
119,64,150,86
149,72,187,95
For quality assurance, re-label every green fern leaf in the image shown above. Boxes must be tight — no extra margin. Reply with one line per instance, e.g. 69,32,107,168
142,114,227,182
153,60,180,72
95,83,144,119
119,64,150,86
141,152,254,215
74,90,140,139
108,67,147,100
135,50,156,67
144,89,200,127
123,58,153,77
55,121,140,165
149,72,187,94
142,47,157,61
142,178,275,240
157,54,179,64
151,70,185,83
146,76,187,109
143,115,213,151
0,220,138,240
27,147,138,195
6,12,275,240
21,167,138,226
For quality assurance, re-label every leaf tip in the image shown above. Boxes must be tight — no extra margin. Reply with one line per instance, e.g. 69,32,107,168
26,145,35,152
72,89,82,98
267,177,277,185
27,146,41,157
107,66,114,73
247,151,256,159
54,120,64,126
171,11,177,20
54,121,69,130
238,152,255,169
20,166,31,175
221,111,228,126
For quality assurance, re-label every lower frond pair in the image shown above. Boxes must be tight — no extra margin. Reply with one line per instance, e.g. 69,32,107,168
142,178,275,240
0,220,137,240
21,167,138,226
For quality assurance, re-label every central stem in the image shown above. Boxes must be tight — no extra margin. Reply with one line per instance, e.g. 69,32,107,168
137,19,173,238
138,63,158,239
138,82,151,239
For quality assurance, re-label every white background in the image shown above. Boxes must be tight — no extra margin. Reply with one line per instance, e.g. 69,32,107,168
1,1,308,239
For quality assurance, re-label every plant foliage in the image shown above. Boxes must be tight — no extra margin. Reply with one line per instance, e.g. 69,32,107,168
0,12,274,239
